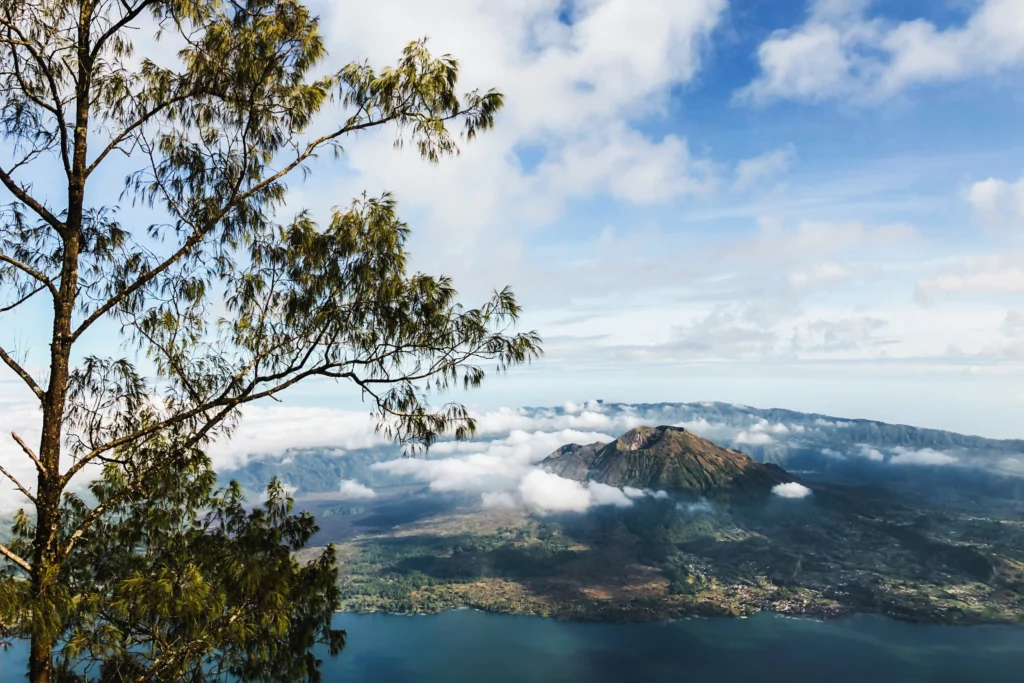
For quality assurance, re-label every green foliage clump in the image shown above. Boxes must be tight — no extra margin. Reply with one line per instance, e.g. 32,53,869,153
2,446,345,681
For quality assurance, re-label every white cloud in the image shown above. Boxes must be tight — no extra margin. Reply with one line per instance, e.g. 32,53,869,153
889,447,958,466
772,482,813,499
1002,309,1024,337
373,423,670,514
738,0,1024,104
735,430,773,445
740,23,852,103
305,0,728,295
916,253,1024,302
207,406,383,470
338,479,378,500
676,417,807,448
372,428,613,494
0,391,41,513
588,481,636,507
518,470,593,513
673,418,743,443
856,444,885,462
787,263,864,290
517,471,639,513
728,218,917,266
317,0,727,138
733,146,796,191
470,406,642,437
790,317,888,353
967,176,1024,228
750,419,790,435
974,309,1024,358
481,491,518,509
668,307,781,362
541,126,717,204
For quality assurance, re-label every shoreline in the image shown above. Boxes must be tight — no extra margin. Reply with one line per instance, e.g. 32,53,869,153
334,598,1024,628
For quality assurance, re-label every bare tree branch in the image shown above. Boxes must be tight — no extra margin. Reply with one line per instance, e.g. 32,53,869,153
0,283,46,313
0,253,58,294
0,344,45,401
12,432,46,474
0,462,35,503
0,541,31,574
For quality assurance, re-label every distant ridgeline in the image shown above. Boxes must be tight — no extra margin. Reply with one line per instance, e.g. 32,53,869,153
218,402,1024,502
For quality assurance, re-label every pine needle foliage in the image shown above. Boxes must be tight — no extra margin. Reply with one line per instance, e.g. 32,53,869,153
8,446,346,682
0,1,540,680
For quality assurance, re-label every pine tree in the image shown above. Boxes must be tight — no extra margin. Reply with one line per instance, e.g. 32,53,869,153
0,1,541,680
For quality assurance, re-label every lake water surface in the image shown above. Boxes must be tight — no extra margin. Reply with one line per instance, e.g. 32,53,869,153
2,610,1023,682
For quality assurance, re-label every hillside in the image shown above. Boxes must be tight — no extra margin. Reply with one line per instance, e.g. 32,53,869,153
540,425,795,495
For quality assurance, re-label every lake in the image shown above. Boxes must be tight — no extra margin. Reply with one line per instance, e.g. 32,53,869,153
2,610,1023,682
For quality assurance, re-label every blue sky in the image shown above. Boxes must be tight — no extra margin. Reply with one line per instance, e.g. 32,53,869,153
3,0,1024,443
289,0,1024,437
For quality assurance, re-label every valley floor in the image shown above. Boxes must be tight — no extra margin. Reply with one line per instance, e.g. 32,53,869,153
296,486,1024,627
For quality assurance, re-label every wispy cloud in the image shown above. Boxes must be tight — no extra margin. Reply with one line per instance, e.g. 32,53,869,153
889,447,958,467
733,146,796,192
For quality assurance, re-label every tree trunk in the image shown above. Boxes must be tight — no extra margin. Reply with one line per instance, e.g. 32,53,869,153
27,481,60,682
27,240,78,683
28,631,54,683
26,3,92,673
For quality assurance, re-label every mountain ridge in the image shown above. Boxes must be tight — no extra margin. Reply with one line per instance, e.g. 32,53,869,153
540,424,796,495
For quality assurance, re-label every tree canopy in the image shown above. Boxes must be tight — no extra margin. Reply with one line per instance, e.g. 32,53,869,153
0,1,541,680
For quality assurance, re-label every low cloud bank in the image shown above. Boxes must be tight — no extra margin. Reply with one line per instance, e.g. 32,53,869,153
200,402,847,477
735,430,773,445
373,426,672,513
519,471,606,513
374,425,671,514
856,444,885,462
889,448,958,466
772,482,812,499
1,396,1000,516
826,445,960,467
517,471,668,514
371,428,614,493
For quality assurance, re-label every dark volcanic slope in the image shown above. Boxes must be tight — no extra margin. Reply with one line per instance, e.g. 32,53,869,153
541,425,796,495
